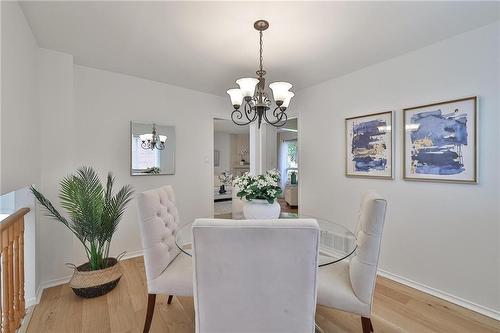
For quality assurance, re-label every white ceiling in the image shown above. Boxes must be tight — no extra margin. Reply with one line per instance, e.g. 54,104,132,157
21,1,499,96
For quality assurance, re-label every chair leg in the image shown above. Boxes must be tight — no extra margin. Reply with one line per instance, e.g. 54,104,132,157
143,294,156,333
167,295,173,304
361,317,373,333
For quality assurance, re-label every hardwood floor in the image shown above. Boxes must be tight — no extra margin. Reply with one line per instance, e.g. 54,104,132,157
27,256,499,333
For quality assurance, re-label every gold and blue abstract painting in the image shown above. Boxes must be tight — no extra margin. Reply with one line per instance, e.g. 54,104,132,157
404,97,477,183
346,111,393,178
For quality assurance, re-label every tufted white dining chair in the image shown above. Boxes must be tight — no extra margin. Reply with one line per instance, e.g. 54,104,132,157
317,191,387,333
192,218,320,333
136,185,193,333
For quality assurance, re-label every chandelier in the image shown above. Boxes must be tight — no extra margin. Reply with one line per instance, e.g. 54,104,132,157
140,123,167,150
227,20,294,129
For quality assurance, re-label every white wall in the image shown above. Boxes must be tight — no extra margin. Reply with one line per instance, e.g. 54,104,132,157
37,48,76,285
295,22,500,315
1,1,41,306
2,2,230,288
1,1,40,194
73,65,228,263
214,131,231,175
33,63,228,284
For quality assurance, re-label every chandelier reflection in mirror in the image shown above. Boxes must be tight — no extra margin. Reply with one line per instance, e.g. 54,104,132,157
227,20,294,129
140,123,167,150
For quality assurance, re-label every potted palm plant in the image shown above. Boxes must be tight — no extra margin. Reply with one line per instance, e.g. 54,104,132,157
31,166,134,298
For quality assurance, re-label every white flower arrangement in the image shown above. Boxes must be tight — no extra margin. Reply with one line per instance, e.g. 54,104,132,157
234,169,282,204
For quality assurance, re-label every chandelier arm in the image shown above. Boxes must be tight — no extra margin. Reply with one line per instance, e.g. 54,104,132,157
274,111,288,128
272,106,286,122
244,102,257,123
273,106,283,118
231,107,254,126
263,106,288,127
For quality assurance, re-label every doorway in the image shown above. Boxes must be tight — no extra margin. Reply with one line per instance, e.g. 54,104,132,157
277,118,299,214
213,118,250,218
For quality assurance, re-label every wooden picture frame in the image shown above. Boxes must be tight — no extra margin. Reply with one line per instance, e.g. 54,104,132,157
403,96,478,184
345,111,394,179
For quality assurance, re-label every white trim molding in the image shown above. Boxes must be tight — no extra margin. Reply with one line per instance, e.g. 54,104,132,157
378,269,500,321
28,275,72,307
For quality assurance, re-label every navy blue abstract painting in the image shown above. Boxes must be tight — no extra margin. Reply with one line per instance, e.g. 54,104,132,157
346,112,393,178
410,109,467,175
404,97,477,183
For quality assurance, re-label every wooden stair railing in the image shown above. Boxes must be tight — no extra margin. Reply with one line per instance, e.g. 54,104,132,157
0,208,29,333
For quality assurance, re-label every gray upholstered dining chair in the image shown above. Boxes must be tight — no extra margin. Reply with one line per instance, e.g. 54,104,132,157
136,185,193,333
317,191,387,333
192,218,320,333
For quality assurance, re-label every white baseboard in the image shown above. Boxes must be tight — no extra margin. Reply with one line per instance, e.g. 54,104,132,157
18,305,35,333
29,274,72,306
377,269,500,321
28,250,146,306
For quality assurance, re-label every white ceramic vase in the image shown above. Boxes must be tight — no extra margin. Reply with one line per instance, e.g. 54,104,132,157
243,199,281,219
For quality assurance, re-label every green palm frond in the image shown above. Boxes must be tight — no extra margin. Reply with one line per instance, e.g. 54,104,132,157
31,166,134,270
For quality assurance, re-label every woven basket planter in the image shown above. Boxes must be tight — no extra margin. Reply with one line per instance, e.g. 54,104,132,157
67,258,122,298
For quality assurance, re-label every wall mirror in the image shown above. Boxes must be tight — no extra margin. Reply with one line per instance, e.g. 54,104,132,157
130,121,175,176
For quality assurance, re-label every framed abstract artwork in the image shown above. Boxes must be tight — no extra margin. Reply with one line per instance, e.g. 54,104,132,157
345,111,394,179
403,96,478,183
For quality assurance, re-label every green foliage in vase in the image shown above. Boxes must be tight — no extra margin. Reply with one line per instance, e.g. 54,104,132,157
234,169,282,204
31,166,134,271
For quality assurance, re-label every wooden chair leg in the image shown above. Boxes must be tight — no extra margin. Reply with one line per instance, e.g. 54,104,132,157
143,294,156,333
361,317,373,333
167,295,173,304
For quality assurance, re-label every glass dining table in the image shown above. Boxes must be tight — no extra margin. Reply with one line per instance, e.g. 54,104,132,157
174,213,357,333
175,212,357,267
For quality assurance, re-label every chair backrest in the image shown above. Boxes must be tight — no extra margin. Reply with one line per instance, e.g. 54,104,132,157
354,191,375,236
349,191,387,306
192,219,320,333
136,185,181,283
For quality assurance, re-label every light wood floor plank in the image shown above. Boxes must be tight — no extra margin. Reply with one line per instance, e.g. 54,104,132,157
26,256,499,333
107,271,140,333
52,284,83,333
81,291,111,333
26,284,63,332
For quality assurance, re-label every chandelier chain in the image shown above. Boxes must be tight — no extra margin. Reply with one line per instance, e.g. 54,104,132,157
259,30,264,75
